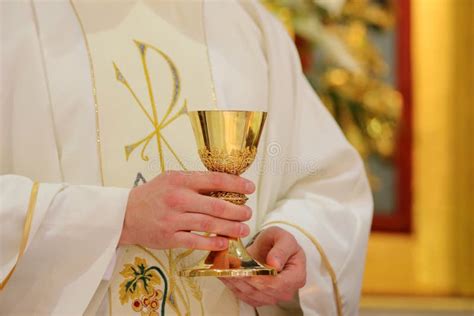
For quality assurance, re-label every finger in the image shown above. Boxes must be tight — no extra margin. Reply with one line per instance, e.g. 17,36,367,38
247,227,298,268
244,277,295,303
186,172,255,194
172,232,228,251
177,213,250,238
219,278,238,292
243,276,286,296
226,287,262,307
227,279,277,304
249,250,306,293
165,190,252,221
220,279,273,307
276,249,307,289
264,230,299,271
187,194,252,221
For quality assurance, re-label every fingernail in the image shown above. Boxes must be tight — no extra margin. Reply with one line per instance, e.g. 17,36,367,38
245,181,255,192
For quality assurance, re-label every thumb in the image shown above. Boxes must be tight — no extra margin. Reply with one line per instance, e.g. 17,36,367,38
265,229,298,272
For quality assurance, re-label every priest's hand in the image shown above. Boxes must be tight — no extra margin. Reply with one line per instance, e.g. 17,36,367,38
119,171,254,250
220,227,306,307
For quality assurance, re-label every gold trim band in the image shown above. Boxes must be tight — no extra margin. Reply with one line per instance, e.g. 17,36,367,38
200,0,218,109
0,181,40,290
262,220,343,316
70,0,105,186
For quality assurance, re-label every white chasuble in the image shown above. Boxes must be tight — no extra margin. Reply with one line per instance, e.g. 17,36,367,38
1,1,373,315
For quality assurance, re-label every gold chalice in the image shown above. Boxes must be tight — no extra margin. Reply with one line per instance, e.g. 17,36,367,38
179,110,277,277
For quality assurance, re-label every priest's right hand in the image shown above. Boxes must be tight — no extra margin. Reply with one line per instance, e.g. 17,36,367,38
118,170,255,251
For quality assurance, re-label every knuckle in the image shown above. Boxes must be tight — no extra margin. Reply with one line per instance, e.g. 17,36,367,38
272,248,286,259
165,171,186,186
272,227,287,236
185,236,197,249
211,199,226,217
159,221,174,237
266,226,282,237
232,223,243,237
211,237,225,249
288,233,297,244
162,190,182,209
209,173,224,188
200,218,213,232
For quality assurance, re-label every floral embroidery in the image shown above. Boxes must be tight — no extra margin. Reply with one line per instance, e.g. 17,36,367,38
119,257,168,315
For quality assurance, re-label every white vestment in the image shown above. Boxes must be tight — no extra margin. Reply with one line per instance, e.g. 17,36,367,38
0,1,373,315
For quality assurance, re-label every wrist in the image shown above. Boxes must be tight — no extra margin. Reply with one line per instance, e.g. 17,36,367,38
119,188,136,246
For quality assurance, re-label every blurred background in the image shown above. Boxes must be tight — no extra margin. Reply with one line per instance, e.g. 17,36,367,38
264,0,473,314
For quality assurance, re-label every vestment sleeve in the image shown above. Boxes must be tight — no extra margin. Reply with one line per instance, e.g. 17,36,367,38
252,3,373,315
0,2,129,314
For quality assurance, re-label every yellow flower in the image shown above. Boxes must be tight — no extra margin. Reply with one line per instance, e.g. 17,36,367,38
120,263,136,278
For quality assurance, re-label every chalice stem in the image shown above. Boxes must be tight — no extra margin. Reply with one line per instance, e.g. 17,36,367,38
209,191,248,205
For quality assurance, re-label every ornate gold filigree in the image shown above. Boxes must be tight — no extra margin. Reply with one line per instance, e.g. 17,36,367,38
209,192,248,205
198,147,257,175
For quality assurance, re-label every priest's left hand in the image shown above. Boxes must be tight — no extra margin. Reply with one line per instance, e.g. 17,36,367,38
220,227,306,307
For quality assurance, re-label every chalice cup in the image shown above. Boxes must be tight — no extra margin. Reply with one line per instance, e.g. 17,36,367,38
179,110,277,277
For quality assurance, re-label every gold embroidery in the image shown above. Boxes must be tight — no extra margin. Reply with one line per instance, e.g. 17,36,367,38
262,221,343,316
114,41,188,171
136,246,205,316
70,0,105,185
200,0,218,109
184,277,204,316
119,257,166,316
166,250,184,316
135,239,192,314
0,182,40,290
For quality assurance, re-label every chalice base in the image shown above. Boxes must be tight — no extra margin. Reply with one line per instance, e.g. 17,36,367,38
178,238,277,277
